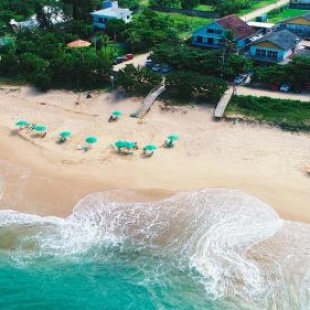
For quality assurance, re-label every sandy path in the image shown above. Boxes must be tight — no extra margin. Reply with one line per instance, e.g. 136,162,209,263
234,85,310,102
0,86,309,223
241,0,289,22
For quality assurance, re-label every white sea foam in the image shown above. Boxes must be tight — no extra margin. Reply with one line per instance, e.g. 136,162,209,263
0,188,309,309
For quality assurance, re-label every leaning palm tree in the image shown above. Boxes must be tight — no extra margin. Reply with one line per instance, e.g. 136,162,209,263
126,31,141,54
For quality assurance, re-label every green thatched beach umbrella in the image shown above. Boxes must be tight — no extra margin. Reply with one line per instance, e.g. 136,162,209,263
167,135,179,141
166,135,179,148
34,125,47,132
15,120,29,128
60,131,71,139
112,111,123,118
124,141,136,149
115,140,126,149
85,136,97,144
115,141,136,152
143,145,157,152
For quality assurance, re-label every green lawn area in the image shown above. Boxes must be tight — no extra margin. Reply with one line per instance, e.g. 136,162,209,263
226,95,310,132
156,12,209,39
238,0,279,17
193,4,214,11
267,8,308,23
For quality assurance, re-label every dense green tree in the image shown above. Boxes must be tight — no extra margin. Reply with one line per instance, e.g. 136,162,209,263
125,9,179,52
0,53,19,76
61,0,98,21
105,19,127,42
255,65,288,85
165,70,227,101
18,52,48,80
118,0,140,10
288,56,310,88
126,31,142,53
117,64,162,94
181,0,200,10
33,71,52,90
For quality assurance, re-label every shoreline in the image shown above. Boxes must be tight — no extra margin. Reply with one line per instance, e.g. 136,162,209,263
0,86,309,222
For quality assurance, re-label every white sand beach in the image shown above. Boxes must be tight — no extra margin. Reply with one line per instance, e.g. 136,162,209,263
0,85,309,222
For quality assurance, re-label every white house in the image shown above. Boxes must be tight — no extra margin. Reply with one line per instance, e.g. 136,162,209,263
91,1,132,30
9,6,66,31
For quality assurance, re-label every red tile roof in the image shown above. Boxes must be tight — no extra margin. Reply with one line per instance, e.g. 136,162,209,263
216,14,256,40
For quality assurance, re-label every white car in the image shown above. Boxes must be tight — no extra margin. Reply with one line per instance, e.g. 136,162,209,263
234,74,247,85
161,65,172,74
279,84,290,93
151,64,161,72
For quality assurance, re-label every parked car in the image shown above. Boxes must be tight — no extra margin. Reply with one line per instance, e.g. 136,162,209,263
145,59,153,67
270,83,280,90
125,53,134,60
279,84,290,93
161,64,172,74
234,74,247,85
113,56,127,65
292,86,302,93
151,64,161,72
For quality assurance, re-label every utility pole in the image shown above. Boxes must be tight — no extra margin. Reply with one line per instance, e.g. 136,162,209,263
221,47,225,78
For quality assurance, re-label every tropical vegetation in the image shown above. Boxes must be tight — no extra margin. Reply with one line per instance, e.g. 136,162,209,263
226,95,310,132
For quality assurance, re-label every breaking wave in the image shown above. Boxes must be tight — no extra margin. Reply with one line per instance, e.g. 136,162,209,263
0,188,309,309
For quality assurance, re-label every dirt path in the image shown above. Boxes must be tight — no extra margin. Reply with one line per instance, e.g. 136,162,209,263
235,85,310,102
241,0,289,22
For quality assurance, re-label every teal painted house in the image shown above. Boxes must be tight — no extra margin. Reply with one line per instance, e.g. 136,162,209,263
249,30,300,63
192,14,256,49
276,12,310,39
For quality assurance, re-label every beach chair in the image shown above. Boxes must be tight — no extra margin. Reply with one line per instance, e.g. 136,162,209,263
58,137,67,143
165,140,174,148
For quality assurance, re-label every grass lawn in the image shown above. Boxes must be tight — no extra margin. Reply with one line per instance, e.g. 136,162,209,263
226,95,310,131
238,0,279,17
267,8,308,23
193,4,214,11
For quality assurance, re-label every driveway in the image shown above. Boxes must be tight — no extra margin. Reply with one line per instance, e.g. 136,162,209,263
113,52,150,71
234,85,310,102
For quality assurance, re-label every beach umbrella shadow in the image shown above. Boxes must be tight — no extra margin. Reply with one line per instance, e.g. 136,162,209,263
10,129,21,136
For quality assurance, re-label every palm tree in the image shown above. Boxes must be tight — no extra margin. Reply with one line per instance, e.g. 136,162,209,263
101,34,110,53
126,31,141,53
220,30,236,78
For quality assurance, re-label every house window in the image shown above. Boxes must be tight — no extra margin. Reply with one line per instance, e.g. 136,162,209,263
255,49,266,57
267,50,278,59
195,36,203,43
98,17,105,24
207,37,214,45
207,29,215,33
215,30,222,34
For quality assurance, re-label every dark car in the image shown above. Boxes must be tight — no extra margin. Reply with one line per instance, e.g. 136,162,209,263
270,83,280,91
113,56,127,65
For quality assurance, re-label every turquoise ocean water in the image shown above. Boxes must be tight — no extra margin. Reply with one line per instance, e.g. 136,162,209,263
0,189,309,310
